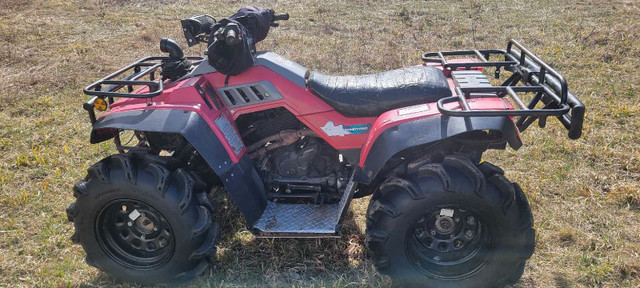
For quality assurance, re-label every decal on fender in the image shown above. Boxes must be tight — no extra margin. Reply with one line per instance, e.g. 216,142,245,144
321,121,370,137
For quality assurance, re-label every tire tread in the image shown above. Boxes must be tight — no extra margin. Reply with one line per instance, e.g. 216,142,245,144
366,157,534,288
67,153,220,285
417,163,453,192
443,155,485,196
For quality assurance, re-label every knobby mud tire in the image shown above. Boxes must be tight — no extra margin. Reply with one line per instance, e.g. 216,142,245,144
66,153,219,285
366,155,535,288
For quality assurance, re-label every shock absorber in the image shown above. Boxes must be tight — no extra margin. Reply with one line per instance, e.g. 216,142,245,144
173,141,195,165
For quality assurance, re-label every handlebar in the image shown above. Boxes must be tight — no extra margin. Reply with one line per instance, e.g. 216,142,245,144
272,13,289,21
208,9,290,46
224,24,240,45
181,14,216,47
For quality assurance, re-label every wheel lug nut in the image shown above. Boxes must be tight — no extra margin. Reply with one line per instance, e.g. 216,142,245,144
450,234,455,239
454,239,463,248
127,221,133,227
466,216,476,225
424,237,433,246
465,229,475,238
430,229,437,236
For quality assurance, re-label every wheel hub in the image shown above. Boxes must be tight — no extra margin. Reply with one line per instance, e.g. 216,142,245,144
435,216,455,234
134,213,156,234
406,207,491,279
414,208,479,252
96,199,174,269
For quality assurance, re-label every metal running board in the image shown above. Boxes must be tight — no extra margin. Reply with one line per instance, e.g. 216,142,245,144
252,173,357,238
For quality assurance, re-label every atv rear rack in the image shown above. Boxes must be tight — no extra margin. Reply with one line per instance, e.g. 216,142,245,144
423,40,585,139
82,56,204,123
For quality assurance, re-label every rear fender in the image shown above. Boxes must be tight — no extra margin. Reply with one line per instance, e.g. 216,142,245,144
355,105,522,184
90,109,267,225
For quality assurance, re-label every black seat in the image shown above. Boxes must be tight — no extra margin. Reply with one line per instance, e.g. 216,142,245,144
307,66,452,117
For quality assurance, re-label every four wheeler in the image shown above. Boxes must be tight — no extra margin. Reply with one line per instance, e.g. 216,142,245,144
66,6,585,287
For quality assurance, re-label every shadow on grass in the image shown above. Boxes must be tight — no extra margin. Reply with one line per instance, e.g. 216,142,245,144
553,273,571,288
83,198,386,287
198,208,382,287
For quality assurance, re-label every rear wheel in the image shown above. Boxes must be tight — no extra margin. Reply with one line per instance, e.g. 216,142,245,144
66,153,219,285
366,155,535,288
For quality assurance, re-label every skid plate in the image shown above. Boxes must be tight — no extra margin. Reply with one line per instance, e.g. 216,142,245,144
252,174,356,238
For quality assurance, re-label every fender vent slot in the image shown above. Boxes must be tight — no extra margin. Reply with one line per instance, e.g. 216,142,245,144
218,81,283,108
224,90,236,105
250,86,264,100
238,88,251,103
204,84,223,110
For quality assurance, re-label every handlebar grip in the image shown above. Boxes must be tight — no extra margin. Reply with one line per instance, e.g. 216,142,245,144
225,28,239,45
192,14,216,31
181,14,216,46
273,13,289,21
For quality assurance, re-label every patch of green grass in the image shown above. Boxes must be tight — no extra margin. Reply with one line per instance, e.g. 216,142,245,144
1,0,639,287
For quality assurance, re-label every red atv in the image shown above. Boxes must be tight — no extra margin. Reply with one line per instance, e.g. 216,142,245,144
67,7,585,287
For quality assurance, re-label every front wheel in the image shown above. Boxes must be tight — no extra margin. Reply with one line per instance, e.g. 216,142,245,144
366,155,535,288
66,153,219,285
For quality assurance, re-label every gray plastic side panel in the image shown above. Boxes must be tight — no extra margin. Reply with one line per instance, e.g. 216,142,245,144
176,52,308,89
178,60,216,81
217,81,283,108
255,51,308,89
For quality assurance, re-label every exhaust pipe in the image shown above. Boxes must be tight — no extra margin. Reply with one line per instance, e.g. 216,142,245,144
160,38,184,59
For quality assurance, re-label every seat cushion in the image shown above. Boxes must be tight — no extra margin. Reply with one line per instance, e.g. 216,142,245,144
307,66,452,117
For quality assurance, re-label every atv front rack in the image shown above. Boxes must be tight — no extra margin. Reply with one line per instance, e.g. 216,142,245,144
82,56,204,123
423,40,585,139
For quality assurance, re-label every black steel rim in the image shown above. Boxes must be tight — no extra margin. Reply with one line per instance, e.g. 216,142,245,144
405,206,492,279
96,199,174,269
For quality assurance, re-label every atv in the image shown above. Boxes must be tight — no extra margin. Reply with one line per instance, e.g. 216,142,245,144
67,6,585,287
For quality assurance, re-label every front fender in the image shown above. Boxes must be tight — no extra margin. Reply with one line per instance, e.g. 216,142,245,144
92,109,239,172
355,114,522,184
90,109,267,225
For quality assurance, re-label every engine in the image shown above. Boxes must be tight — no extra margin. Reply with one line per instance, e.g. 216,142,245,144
262,136,350,203
236,108,351,204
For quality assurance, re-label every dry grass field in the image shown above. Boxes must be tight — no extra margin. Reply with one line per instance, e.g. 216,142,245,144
1,0,639,287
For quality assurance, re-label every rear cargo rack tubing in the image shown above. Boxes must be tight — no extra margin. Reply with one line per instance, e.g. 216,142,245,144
473,50,488,62
506,44,584,138
514,90,543,127
506,40,568,104
437,86,569,118
422,49,517,69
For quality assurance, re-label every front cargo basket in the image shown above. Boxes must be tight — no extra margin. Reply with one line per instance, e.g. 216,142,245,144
82,56,204,124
